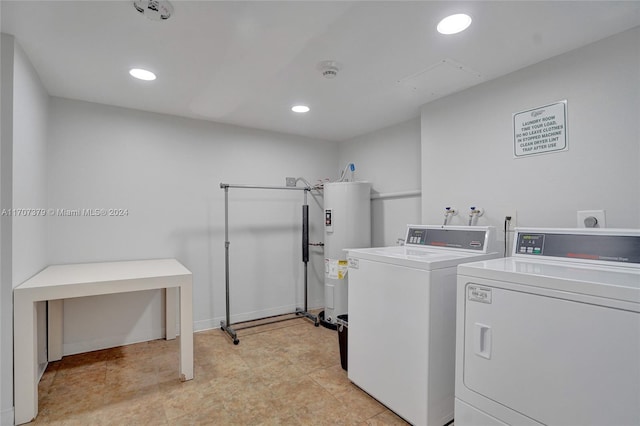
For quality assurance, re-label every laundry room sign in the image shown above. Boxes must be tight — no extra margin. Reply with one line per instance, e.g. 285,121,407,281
513,100,567,158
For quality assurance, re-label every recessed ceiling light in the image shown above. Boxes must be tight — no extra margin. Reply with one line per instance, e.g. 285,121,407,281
437,14,472,35
129,68,156,81
292,105,310,113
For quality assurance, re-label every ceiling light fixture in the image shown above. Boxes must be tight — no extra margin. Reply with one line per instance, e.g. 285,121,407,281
292,105,310,113
437,14,472,35
129,68,156,81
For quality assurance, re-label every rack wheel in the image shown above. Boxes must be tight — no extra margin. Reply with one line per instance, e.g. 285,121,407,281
233,339,239,345
314,321,320,327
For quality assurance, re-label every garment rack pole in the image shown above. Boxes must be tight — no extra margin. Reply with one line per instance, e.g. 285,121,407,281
219,183,319,345
221,183,309,191
220,185,238,344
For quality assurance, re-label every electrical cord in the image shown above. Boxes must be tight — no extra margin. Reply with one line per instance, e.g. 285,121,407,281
504,216,512,257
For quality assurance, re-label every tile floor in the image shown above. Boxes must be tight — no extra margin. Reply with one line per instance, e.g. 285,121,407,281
29,314,411,425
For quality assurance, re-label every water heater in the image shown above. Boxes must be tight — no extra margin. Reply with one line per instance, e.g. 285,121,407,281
323,181,371,324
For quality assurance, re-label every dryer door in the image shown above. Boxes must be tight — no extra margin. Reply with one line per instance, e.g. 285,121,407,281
461,283,640,426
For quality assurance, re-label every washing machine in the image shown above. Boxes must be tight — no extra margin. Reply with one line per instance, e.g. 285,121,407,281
455,228,640,426
346,225,499,426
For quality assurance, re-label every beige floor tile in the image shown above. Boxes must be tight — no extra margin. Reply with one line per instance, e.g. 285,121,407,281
308,364,352,394
334,386,387,421
171,406,238,426
252,358,309,381
292,393,365,426
27,316,410,426
99,397,168,426
364,409,411,425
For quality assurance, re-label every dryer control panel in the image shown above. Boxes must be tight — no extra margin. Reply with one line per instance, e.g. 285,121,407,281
514,228,640,265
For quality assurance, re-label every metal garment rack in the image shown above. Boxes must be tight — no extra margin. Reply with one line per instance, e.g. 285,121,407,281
220,183,319,344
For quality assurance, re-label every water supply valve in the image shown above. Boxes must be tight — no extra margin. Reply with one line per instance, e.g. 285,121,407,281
443,206,457,226
468,206,484,226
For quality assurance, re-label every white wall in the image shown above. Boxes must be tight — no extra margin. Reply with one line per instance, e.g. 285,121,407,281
46,98,336,354
12,40,49,283
0,34,50,426
12,38,49,376
421,27,640,244
338,117,421,246
0,33,16,426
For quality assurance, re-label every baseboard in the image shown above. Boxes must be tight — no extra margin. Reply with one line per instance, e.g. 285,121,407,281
62,302,328,353
194,302,323,332
62,328,165,356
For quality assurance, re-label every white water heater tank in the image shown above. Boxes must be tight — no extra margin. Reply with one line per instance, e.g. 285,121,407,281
323,181,371,324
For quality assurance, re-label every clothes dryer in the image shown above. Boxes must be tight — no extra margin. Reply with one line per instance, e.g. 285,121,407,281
455,228,640,426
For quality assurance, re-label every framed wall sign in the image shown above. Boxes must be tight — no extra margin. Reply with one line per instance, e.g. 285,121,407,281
513,100,568,158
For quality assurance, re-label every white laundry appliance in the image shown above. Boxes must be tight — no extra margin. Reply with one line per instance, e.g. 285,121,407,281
455,228,640,426
346,225,499,426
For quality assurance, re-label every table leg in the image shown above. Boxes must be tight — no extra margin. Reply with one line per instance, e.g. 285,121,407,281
47,300,63,361
178,281,194,381
14,293,38,425
165,288,177,340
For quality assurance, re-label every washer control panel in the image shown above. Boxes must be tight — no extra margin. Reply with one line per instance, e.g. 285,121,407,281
405,226,492,252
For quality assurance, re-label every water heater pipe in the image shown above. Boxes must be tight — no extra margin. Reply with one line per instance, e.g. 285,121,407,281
370,190,421,200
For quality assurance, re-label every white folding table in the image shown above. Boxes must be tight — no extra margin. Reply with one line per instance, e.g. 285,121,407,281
13,258,194,425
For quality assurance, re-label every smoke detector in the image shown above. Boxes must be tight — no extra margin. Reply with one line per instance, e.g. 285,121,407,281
133,0,173,21
317,60,342,79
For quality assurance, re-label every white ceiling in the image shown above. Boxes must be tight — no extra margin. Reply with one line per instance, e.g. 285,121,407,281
2,1,640,142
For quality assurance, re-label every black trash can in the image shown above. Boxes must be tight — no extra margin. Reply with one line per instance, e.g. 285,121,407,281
336,314,348,371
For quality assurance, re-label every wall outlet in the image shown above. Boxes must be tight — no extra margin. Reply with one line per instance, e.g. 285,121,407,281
285,177,296,187
577,210,606,228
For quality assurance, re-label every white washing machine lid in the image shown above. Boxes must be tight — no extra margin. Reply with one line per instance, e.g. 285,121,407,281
346,225,500,270
346,246,500,271
459,255,640,304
